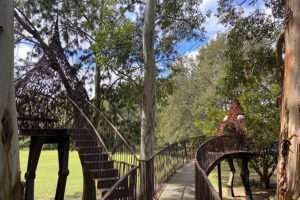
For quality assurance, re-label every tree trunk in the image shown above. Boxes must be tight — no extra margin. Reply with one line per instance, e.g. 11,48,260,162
92,64,101,127
261,176,270,189
74,113,96,200
140,0,156,199
0,0,24,199
79,156,96,200
276,1,300,199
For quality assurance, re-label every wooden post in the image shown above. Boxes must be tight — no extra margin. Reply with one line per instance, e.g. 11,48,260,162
25,137,43,200
240,158,252,200
217,163,222,199
227,158,235,197
55,135,70,200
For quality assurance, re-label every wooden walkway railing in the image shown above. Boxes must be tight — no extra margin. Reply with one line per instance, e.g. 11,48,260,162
195,135,254,200
139,135,205,199
195,161,221,200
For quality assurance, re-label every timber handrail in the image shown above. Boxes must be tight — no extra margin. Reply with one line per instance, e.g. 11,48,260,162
196,135,250,173
113,160,137,167
145,135,205,161
195,161,221,200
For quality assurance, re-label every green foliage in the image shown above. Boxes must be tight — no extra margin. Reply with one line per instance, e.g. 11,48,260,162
156,34,227,144
19,137,31,149
155,0,209,57
103,81,143,147
217,27,281,145
94,14,142,68
193,101,226,136
217,0,284,40
213,7,281,186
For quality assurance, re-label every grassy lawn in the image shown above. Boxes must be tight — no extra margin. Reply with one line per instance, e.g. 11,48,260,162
20,149,84,200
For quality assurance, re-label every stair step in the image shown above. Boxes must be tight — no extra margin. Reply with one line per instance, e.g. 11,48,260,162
78,147,102,154
71,134,96,141
91,168,118,179
80,153,109,161
97,177,119,189
85,161,114,169
76,140,98,147
101,186,130,199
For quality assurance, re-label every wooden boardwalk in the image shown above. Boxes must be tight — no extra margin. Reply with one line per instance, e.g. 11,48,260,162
159,161,195,200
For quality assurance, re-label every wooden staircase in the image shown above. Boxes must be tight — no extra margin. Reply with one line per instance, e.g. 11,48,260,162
70,130,130,199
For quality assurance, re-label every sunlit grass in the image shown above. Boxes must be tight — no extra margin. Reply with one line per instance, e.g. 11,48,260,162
20,149,84,199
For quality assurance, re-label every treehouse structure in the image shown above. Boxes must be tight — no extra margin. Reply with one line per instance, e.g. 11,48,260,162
195,101,254,200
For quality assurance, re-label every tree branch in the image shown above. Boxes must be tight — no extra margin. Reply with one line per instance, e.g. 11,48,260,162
14,7,48,50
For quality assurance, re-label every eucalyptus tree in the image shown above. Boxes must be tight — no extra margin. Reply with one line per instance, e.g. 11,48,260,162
0,0,23,199
139,1,208,198
216,0,300,198
277,2,300,198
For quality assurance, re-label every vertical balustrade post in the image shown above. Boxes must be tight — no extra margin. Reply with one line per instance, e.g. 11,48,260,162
55,135,70,200
217,163,222,199
227,158,235,197
25,137,43,200
240,158,253,200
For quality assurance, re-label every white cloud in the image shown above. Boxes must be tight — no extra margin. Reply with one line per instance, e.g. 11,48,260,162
194,0,226,40
184,50,199,60
14,43,34,63
205,15,226,38
200,0,219,11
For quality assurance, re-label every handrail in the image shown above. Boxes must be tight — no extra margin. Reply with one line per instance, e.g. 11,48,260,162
196,135,250,172
102,166,139,200
145,135,205,161
195,161,221,200
113,160,137,167
195,135,253,200
67,96,110,156
85,100,139,160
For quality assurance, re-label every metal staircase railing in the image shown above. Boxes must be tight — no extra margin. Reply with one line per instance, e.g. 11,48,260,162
67,96,139,199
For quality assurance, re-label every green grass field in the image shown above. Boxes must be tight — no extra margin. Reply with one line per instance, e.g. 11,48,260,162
20,149,84,200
